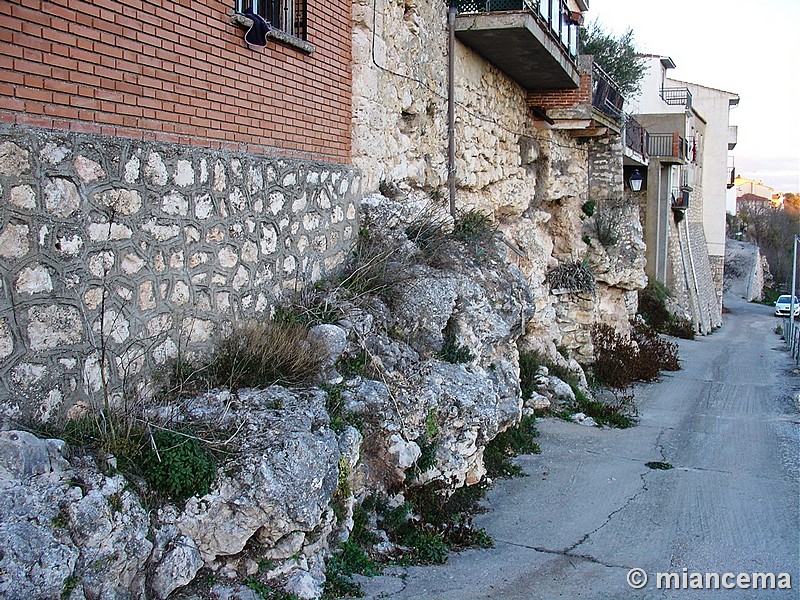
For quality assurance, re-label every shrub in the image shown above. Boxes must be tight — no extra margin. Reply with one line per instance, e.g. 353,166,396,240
581,200,596,217
570,387,634,429
667,315,695,340
141,430,217,502
638,281,673,331
339,228,412,299
594,208,620,247
453,209,495,244
632,322,680,373
453,209,498,262
209,320,327,390
591,323,680,390
545,259,597,294
405,209,451,261
275,289,342,327
323,384,364,433
518,351,544,400
638,281,695,340
437,332,474,364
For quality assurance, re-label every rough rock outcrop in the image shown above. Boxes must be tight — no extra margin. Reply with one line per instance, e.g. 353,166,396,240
0,430,152,600
0,386,361,600
333,195,534,490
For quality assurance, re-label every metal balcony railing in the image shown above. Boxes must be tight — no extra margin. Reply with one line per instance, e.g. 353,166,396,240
660,87,693,109
648,132,688,161
455,0,579,58
591,62,625,120
624,116,648,158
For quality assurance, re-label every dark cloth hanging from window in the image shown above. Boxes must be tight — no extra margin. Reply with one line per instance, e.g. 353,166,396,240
243,6,270,47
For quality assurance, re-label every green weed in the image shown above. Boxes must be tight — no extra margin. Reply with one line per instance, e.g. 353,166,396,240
141,430,217,502
483,415,540,478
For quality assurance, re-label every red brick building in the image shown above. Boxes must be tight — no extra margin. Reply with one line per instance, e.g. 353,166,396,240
0,0,352,163
0,0,360,426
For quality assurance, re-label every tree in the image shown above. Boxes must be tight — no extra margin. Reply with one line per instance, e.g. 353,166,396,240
580,20,645,99
737,199,800,291
783,193,800,217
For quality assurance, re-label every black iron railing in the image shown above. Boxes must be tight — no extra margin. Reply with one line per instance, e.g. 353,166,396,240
648,133,688,161
660,87,692,109
624,116,648,158
591,62,624,119
455,0,579,58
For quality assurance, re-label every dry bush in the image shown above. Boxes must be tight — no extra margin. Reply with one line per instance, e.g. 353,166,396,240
591,323,679,390
208,321,327,390
546,259,597,294
339,228,414,299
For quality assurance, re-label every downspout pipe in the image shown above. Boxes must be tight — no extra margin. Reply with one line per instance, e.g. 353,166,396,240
447,0,457,217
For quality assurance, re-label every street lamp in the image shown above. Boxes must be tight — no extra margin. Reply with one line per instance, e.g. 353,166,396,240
629,170,643,192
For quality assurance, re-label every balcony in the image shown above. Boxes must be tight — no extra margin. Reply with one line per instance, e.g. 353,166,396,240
660,87,693,110
728,125,738,150
648,132,689,163
454,0,581,91
623,116,648,166
727,156,736,189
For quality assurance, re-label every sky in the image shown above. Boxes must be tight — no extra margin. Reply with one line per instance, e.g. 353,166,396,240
586,0,800,194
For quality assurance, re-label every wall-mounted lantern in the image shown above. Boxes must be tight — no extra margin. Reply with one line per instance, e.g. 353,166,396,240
628,169,643,192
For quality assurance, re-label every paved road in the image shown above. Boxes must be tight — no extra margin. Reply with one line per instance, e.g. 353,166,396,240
360,294,800,599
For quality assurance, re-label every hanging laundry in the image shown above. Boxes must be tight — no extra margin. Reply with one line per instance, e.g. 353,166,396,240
242,7,270,47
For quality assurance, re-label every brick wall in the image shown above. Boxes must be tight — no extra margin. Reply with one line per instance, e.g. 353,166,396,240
527,71,591,111
0,0,352,163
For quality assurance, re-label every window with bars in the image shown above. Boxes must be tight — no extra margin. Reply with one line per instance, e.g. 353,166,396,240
235,0,306,39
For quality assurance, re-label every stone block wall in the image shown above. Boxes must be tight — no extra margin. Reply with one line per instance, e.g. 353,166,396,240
0,127,360,424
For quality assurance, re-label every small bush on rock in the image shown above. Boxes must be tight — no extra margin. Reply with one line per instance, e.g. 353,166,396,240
545,259,597,294
209,320,327,390
141,430,217,502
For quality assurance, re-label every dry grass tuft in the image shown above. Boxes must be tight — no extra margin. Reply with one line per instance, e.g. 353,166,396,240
209,321,327,390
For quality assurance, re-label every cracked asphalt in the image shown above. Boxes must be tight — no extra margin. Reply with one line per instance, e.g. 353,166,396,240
358,292,800,599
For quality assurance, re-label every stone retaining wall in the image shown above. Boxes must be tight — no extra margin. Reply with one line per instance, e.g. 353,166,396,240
0,127,361,424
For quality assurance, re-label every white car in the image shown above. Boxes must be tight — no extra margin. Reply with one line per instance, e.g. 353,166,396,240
774,295,800,317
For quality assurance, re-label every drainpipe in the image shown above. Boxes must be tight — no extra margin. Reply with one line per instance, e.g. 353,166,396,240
447,0,457,217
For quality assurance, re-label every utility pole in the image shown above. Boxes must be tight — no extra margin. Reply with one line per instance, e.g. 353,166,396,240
790,236,799,342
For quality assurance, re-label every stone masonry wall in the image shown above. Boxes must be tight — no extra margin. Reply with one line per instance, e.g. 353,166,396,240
0,127,361,425
351,0,646,362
